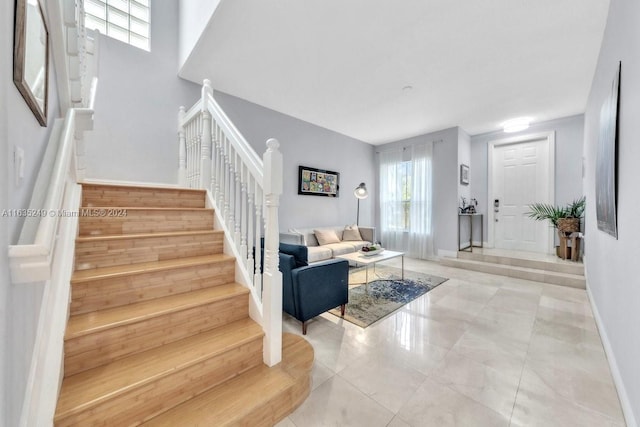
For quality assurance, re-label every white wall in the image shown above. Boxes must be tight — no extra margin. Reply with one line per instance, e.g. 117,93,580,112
85,0,200,185
178,0,220,69
1,1,62,425
470,115,585,243
213,91,376,232
583,0,640,424
376,127,460,256
0,3,10,424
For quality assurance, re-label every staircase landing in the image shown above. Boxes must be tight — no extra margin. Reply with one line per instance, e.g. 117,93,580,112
440,248,585,289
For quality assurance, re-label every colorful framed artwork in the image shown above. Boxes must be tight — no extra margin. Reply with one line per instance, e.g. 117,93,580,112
298,165,339,197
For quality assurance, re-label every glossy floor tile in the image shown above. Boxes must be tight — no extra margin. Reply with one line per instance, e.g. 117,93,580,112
277,257,626,427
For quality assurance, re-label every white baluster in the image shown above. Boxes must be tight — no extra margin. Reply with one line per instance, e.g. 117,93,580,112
240,163,248,261
228,146,236,233
254,183,263,296
178,106,187,186
200,80,213,190
246,177,255,286
262,138,283,366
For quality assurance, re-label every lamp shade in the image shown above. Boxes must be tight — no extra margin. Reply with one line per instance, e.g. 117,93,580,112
354,183,368,199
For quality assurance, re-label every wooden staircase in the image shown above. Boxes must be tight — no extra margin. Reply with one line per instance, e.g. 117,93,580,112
54,183,313,426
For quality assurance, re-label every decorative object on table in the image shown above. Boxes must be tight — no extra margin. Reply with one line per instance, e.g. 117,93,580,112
596,61,621,239
359,244,384,256
526,197,586,260
328,266,448,328
459,197,478,214
14,0,49,126
353,182,368,225
460,164,469,185
298,165,339,197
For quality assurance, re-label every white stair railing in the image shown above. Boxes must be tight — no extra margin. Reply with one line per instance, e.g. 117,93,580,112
178,80,283,366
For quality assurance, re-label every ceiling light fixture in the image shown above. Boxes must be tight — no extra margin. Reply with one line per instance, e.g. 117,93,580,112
502,117,532,133
402,85,413,92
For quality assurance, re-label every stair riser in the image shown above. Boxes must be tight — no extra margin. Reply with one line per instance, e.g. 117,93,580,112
70,259,236,314
74,233,224,270
441,258,586,289
82,185,206,208
65,294,249,376
458,252,584,275
78,209,214,236
55,338,263,427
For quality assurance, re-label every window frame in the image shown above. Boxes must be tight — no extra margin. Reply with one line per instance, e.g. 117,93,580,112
84,0,150,51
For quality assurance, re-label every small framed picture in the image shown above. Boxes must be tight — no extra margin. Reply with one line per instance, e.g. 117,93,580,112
460,164,469,185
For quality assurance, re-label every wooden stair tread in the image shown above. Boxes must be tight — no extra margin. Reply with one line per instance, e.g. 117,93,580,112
66,284,249,339
71,254,234,283
55,318,263,420
140,334,314,426
76,229,222,243
80,183,206,193
80,207,213,211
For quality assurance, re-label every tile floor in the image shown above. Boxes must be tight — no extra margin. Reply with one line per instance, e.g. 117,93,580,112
276,257,626,427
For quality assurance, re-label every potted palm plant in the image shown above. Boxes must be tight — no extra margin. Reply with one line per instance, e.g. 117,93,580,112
526,197,585,258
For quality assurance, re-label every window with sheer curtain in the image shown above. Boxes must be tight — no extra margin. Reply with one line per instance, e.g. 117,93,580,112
379,142,434,259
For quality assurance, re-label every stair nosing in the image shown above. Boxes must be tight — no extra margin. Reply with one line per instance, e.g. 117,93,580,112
80,182,206,194
55,319,264,421
65,283,249,340
78,207,214,212
75,229,222,242
443,257,585,279
71,254,234,283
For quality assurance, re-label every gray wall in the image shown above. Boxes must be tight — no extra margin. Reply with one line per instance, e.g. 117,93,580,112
376,127,460,256
0,2,9,423
470,115,585,242
213,91,376,232
1,1,62,425
85,0,200,185
583,0,640,424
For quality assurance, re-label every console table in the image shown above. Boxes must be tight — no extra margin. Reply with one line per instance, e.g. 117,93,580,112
458,213,483,252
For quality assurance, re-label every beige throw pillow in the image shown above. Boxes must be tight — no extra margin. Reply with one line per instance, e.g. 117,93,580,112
342,225,363,241
314,229,341,246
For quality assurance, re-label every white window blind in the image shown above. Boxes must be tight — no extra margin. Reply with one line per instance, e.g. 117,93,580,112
84,0,150,51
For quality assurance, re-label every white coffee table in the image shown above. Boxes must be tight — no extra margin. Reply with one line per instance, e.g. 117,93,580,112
336,250,405,285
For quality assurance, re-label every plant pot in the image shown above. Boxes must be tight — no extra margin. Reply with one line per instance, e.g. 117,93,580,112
556,245,571,259
557,218,580,233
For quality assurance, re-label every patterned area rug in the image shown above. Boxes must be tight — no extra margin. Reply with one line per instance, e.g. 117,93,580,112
329,266,448,328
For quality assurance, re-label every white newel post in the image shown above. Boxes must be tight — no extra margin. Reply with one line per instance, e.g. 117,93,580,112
262,138,283,366
200,80,213,189
178,106,187,186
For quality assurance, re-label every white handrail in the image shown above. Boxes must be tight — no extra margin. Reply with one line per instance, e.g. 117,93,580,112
9,108,93,283
178,80,283,366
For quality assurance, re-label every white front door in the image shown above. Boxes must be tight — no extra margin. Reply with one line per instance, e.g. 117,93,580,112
490,134,554,253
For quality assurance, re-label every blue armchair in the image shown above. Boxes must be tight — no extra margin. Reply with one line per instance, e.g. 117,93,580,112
279,243,349,334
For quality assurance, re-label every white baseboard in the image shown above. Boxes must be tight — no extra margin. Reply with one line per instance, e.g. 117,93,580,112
586,282,638,427
81,177,180,188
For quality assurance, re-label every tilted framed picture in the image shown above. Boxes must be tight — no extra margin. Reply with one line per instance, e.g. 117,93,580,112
298,165,339,197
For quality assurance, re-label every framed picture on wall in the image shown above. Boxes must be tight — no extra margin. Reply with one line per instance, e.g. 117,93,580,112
596,61,621,239
298,165,339,197
460,164,470,185
13,0,49,126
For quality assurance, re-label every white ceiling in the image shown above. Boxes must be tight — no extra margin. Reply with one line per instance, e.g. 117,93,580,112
179,0,610,145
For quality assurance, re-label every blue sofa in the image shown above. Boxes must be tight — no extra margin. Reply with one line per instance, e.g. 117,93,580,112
279,243,349,334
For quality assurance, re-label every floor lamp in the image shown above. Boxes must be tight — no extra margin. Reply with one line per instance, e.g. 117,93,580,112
354,182,368,225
